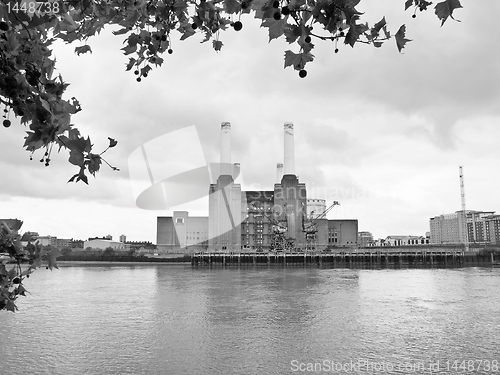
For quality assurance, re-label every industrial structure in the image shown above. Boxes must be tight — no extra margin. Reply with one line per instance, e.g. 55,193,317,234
157,122,358,254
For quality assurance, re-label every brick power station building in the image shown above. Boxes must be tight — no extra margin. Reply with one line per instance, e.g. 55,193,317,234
157,123,358,254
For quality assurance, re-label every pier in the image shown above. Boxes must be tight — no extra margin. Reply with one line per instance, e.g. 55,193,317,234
191,248,498,268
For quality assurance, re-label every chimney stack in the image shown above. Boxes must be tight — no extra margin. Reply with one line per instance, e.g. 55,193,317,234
233,163,241,184
276,163,283,182
220,122,231,176
283,122,295,175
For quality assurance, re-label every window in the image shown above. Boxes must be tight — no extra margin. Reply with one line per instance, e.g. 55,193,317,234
175,218,184,224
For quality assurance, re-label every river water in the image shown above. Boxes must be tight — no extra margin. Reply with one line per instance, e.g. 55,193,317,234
0,264,499,375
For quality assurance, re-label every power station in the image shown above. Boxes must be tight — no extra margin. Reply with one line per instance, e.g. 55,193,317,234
157,122,358,253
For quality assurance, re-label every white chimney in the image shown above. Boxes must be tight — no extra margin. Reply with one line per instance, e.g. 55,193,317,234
276,163,283,182
220,122,231,176
233,163,241,183
283,122,295,175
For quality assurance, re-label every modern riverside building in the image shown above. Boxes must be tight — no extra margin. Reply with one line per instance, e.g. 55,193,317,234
430,210,498,245
157,122,358,254
487,215,500,244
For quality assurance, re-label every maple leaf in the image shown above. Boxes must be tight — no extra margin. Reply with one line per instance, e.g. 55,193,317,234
69,149,85,166
126,58,136,71
434,0,462,26
395,25,412,52
405,0,415,10
46,249,62,270
213,40,223,51
75,45,92,56
87,154,102,176
418,1,433,11
17,284,27,297
284,50,314,70
108,137,118,148
5,299,17,312
284,24,300,44
29,245,47,269
140,65,152,77
179,28,196,41
224,0,241,14
69,136,92,153
121,43,138,55
7,266,17,281
371,17,386,38
344,22,369,47
383,25,391,39
261,18,287,41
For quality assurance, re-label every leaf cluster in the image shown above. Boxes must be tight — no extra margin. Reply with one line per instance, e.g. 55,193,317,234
0,220,61,312
0,0,463,182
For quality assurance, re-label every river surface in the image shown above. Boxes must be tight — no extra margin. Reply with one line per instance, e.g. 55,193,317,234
1,264,499,375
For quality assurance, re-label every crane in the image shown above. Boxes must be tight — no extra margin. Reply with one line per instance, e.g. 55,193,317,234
459,166,469,252
302,201,340,251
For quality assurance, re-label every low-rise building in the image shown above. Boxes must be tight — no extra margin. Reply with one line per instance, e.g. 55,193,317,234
37,235,58,247
384,235,429,246
70,239,84,249
84,239,125,250
157,212,209,254
358,231,374,247
327,219,358,248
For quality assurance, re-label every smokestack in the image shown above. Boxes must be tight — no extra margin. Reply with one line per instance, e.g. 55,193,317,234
276,163,283,182
220,122,231,176
233,163,241,183
283,122,295,175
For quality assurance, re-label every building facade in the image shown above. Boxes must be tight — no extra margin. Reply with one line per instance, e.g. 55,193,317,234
83,239,125,250
358,231,374,247
430,210,497,244
157,212,209,253
487,215,500,244
327,220,358,247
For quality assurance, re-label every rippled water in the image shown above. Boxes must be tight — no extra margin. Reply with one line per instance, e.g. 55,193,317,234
1,264,499,375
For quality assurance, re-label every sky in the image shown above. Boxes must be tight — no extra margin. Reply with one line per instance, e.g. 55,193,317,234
1,0,499,243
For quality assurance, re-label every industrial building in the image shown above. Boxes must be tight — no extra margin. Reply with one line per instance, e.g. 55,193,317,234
157,122,358,254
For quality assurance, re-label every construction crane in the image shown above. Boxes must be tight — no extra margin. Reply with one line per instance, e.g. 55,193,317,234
459,166,469,252
302,201,340,251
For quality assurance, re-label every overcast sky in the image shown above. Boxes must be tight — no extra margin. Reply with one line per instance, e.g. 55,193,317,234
1,0,499,243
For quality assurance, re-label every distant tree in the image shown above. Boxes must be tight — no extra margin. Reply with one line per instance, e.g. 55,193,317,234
0,221,60,312
61,246,72,255
0,0,462,182
103,247,115,256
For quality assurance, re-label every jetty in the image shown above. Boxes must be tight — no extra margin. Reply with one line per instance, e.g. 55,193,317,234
191,248,498,267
